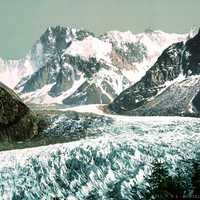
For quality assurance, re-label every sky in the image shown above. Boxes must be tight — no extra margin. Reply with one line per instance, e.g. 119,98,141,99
0,0,199,59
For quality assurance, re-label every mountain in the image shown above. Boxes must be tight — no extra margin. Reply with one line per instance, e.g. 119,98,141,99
0,26,186,105
108,29,200,117
0,57,35,89
0,82,38,143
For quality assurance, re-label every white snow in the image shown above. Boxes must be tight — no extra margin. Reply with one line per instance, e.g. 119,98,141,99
102,30,187,84
21,74,86,104
21,83,55,104
95,65,129,95
59,103,200,126
104,30,187,53
0,57,35,88
104,30,187,64
122,58,151,84
61,104,106,115
65,36,112,63
135,169,144,183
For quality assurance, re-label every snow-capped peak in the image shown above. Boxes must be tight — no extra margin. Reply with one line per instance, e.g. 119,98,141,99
0,26,190,106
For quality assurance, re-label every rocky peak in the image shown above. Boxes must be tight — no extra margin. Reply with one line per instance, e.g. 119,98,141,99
40,26,72,51
40,26,94,50
30,26,95,70
108,29,200,115
8,26,187,106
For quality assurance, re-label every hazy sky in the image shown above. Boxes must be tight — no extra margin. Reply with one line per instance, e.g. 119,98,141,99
0,0,199,59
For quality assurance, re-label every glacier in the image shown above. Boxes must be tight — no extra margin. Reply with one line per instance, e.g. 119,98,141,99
0,115,199,199
0,26,199,200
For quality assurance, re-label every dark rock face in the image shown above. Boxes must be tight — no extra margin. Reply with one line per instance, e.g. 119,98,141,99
183,29,200,76
16,54,106,98
126,77,200,116
19,60,59,93
112,41,147,64
30,26,94,68
63,81,111,105
63,55,102,78
0,82,38,142
108,42,184,113
48,67,75,97
108,30,200,116
192,90,200,113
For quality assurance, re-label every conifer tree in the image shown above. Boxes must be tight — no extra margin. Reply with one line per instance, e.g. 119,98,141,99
145,160,186,200
192,155,200,196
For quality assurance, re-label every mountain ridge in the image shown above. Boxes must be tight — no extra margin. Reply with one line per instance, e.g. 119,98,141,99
108,28,200,117
0,26,187,106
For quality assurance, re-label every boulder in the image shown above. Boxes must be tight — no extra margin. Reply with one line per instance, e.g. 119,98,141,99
0,82,38,142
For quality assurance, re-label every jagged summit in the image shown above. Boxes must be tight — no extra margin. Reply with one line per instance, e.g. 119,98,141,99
0,26,187,105
40,25,95,48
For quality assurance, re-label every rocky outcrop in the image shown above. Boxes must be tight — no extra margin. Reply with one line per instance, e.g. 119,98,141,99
19,60,59,93
37,110,113,138
108,30,200,116
30,26,94,69
125,76,200,116
0,82,38,143
108,42,184,113
63,81,112,105
183,29,200,76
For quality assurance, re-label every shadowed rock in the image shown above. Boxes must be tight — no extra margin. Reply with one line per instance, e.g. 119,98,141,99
108,42,184,113
0,82,38,142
